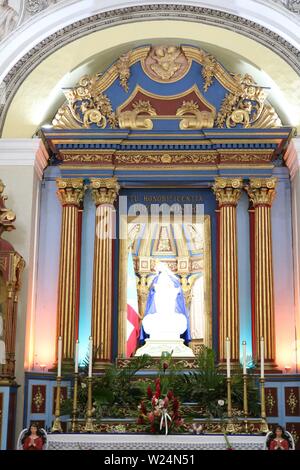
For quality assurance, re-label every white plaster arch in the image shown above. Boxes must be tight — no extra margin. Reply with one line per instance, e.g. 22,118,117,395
2,0,300,83
1,1,300,136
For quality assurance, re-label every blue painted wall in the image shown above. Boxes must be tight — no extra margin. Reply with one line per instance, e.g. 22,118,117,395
237,191,252,361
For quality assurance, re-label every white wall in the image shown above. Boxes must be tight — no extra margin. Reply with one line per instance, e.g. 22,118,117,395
0,139,46,444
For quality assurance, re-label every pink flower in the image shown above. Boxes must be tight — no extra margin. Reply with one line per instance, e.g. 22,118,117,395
148,412,155,423
164,397,169,408
152,396,158,406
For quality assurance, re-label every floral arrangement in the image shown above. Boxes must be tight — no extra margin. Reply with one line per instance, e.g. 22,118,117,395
137,378,184,435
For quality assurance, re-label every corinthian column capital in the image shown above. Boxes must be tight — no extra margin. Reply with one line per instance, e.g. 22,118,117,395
245,177,277,207
90,177,120,206
212,177,243,206
56,178,85,206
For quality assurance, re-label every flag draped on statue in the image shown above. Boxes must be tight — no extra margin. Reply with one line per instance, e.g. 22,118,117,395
126,249,140,357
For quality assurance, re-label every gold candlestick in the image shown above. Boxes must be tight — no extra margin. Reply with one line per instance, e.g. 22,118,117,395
243,374,249,432
259,377,269,433
51,376,63,433
84,377,94,432
71,372,79,432
226,377,235,433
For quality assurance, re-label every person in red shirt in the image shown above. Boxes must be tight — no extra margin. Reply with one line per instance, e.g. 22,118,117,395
22,424,45,451
269,426,290,450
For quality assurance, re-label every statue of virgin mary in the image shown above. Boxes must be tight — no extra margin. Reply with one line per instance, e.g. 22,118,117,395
136,263,193,357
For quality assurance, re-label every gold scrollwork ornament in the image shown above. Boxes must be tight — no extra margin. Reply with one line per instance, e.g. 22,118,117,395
118,100,157,130
176,101,215,130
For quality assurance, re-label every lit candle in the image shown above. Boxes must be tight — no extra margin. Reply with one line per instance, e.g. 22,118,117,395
88,336,93,378
75,340,79,374
260,337,264,379
57,336,62,377
226,337,231,378
242,340,247,375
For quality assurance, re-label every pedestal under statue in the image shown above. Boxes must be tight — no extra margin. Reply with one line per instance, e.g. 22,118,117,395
135,263,194,357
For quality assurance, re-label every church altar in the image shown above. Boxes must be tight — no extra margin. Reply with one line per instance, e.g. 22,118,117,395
47,433,266,451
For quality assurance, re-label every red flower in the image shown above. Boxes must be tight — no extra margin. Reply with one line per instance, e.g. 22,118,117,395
175,418,183,426
140,400,146,414
148,412,155,423
164,397,169,408
167,390,174,400
155,378,161,396
150,424,156,434
137,417,144,425
173,398,179,412
147,386,153,399
163,362,169,371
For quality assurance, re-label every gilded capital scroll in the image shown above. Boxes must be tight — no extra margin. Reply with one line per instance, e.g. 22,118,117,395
56,178,85,206
245,177,277,207
212,177,243,206
90,177,120,206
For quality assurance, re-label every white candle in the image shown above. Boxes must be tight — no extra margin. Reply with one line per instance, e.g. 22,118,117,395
75,340,79,374
226,337,231,378
242,341,247,375
57,336,62,377
260,337,264,379
88,336,93,378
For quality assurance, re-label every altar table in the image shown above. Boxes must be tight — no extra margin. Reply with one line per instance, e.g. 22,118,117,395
47,434,266,450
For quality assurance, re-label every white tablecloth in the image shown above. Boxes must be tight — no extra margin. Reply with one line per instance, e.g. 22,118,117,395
48,433,266,450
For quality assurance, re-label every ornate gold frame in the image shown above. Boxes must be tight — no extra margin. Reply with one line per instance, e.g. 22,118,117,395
117,212,212,357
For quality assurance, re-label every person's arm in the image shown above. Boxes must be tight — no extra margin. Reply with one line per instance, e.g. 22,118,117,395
281,439,289,450
35,437,44,450
269,440,276,450
22,437,32,450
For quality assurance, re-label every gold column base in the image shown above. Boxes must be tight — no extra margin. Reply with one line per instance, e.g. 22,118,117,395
84,377,94,433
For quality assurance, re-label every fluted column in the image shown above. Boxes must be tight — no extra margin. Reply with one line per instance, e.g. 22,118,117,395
90,177,120,366
56,178,84,364
245,177,277,365
213,177,243,363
